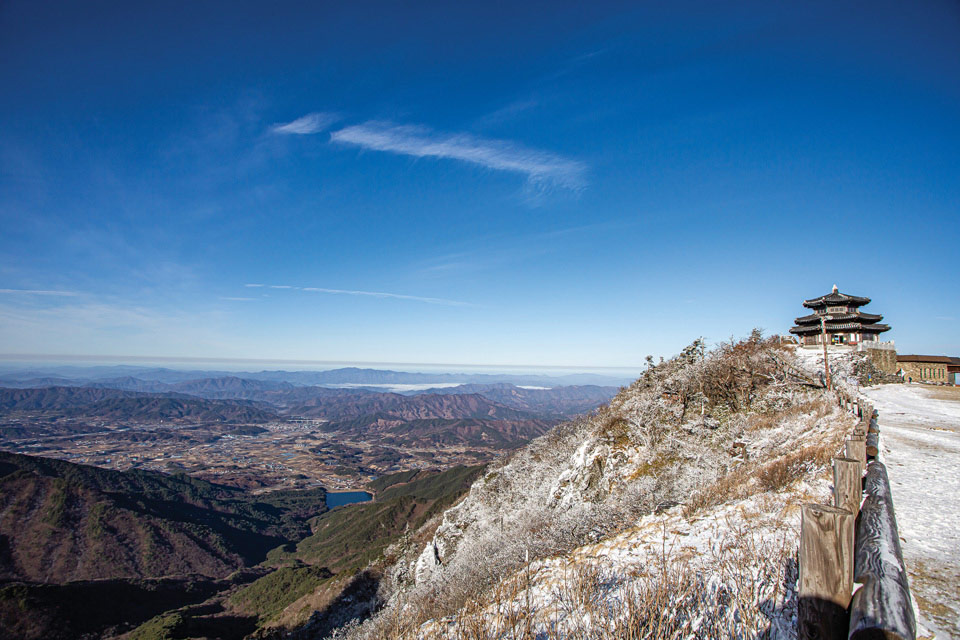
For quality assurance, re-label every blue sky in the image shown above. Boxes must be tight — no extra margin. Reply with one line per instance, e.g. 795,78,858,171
1,0,958,368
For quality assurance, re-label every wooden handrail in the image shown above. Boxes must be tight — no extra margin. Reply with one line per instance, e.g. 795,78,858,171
849,461,916,640
865,432,879,460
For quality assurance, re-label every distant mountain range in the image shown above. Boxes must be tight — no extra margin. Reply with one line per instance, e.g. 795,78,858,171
286,391,534,421
0,365,634,388
0,387,278,423
0,374,617,437
285,391,558,448
0,370,620,454
0,375,616,412
414,382,617,416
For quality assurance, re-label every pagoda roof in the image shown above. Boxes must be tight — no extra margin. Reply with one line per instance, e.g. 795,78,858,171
794,311,883,325
789,322,891,336
802,285,871,309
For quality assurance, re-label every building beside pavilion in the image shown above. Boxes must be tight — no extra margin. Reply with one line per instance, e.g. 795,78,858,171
789,285,891,347
896,355,960,385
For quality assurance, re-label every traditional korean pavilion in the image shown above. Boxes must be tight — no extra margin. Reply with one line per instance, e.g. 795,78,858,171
789,285,891,346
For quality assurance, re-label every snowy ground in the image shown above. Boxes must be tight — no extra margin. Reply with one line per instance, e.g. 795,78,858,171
862,384,960,639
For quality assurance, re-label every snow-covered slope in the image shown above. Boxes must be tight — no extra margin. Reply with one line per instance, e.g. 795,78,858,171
342,337,856,640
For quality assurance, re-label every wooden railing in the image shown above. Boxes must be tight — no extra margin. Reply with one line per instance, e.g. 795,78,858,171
798,391,916,640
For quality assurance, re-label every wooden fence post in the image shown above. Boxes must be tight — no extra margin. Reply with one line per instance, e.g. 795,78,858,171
800,503,856,640
833,457,862,519
846,437,867,470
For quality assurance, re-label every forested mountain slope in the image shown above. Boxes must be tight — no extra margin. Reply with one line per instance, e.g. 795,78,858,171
121,466,486,638
0,452,326,583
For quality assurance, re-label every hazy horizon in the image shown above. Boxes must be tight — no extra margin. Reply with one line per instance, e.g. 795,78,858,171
0,353,644,378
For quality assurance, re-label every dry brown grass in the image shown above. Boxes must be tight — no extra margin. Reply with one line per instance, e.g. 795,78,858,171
625,454,678,482
599,415,632,449
684,436,843,517
743,398,833,432
743,411,779,431
754,441,837,491
683,465,755,516
925,385,960,402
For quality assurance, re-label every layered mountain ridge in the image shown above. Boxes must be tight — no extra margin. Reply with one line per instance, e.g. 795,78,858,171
0,379,618,451
0,387,277,423
0,451,328,584
0,365,631,389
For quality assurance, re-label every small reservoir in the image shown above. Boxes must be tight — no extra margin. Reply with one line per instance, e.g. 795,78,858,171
326,490,373,509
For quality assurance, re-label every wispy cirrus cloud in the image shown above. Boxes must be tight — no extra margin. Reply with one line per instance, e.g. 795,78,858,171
330,121,586,190
270,112,339,135
300,287,473,307
474,99,539,128
0,288,79,296
243,283,472,307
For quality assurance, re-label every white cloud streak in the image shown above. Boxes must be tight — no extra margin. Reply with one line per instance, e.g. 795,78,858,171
330,121,586,189
301,287,472,307
270,112,339,135
0,288,79,296
243,283,472,307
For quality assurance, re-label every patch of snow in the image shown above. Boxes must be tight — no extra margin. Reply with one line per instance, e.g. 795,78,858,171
325,383,464,392
862,384,960,639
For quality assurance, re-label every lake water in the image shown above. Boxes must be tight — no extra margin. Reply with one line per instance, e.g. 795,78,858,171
325,490,373,509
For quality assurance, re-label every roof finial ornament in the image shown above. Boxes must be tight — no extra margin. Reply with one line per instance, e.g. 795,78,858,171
832,284,838,293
